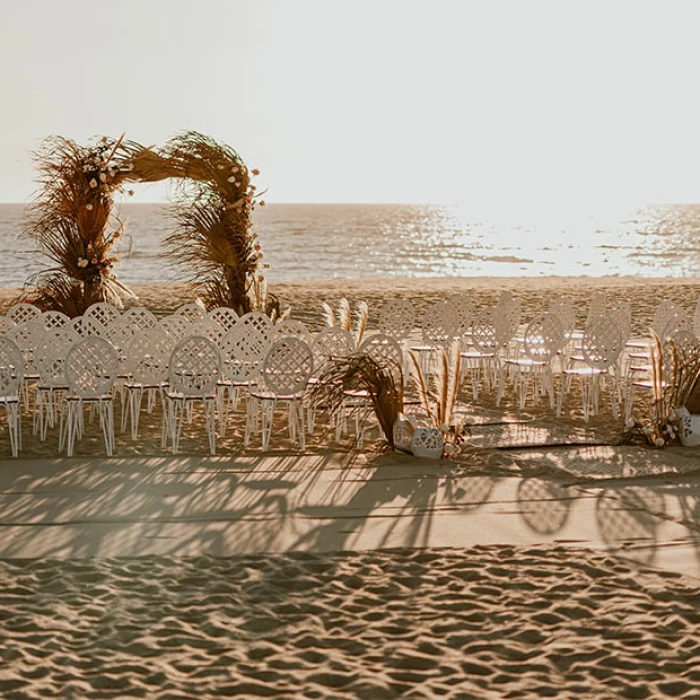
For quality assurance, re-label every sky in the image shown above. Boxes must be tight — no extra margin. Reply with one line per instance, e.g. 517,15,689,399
1,0,700,213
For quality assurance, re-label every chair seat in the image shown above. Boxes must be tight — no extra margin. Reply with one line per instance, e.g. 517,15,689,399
64,393,113,403
461,350,497,359
166,390,216,401
562,366,607,377
249,390,304,402
504,357,548,368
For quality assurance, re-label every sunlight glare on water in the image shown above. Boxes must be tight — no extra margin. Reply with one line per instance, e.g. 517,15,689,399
1,200,700,287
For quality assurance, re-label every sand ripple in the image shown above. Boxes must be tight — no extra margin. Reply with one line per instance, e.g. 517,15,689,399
0,546,699,698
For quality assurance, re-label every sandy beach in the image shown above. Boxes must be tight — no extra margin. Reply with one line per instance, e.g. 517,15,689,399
1,275,700,699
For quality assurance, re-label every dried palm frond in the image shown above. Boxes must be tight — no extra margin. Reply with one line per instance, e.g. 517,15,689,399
309,354,404,448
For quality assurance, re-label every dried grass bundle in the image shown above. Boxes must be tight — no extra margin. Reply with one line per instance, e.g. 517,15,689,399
409,341,463,436
309,354,404,448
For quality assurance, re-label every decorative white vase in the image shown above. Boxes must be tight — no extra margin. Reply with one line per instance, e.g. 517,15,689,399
410,427,444,459
676,407,700,447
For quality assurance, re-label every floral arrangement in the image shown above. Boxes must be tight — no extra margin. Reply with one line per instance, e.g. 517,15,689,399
407,341,464,457
21,134,143,314
21,131,269,316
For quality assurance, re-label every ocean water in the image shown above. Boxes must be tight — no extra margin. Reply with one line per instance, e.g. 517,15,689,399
1,201,700,288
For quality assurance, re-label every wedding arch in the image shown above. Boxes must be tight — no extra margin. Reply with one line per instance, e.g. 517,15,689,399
21,131,271,317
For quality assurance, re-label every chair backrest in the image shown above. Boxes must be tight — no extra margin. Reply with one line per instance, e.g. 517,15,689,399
125,329,171,385
189,318,225,345
83,301,121,328
38,310,70,331
8,319,44,376
421,301,460,346
471,306,507,355
659,308,692,341
270,319,312,343
523,313,564,361
669,330,700,364
158,314,191,342
447,293,474,338
6,303,41,326
548,296,576,339
65,337,119,398
500,296,522,340
586,291,607,326
102,318,139,369
262,336,314,395
358,332,404,372
174,302,207,323
36,327,80,386
122,307,158,330
0,336,24,396
377,298,415,341
70,315,105,338
652,300,679,336
238,311,273,341
607,300,632,346
168,335,221,396
311,327,355,369
208,306,239,333
581,315,624,370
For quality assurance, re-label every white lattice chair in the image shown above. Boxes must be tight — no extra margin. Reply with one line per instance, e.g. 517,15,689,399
557,314,624,422
499,312,564,411
60,337,119,457
245,337,314,451
333,332,405,446
165,335,221,455
217,323,269,437
34,326,79,440
308,327,355,434
121,328,171,440
460,306,508,400
410,300,460,377
8,318,44,410
0,336,24,457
